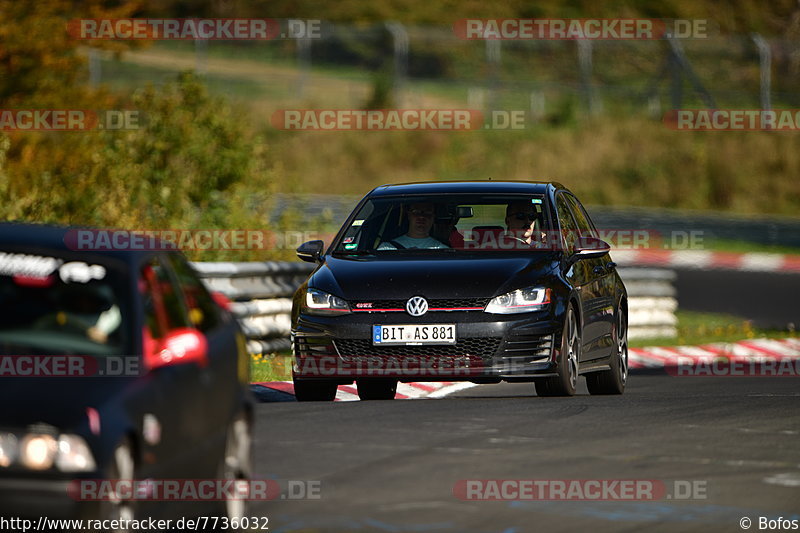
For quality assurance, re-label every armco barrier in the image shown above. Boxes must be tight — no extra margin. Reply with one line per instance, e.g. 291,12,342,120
191,262,677,354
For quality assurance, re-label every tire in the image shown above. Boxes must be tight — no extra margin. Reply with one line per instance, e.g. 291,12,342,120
356,379,397,400
99,439,136,532
535,305,579,397
217,413,253,521
293,378,338,401
586,305,628,395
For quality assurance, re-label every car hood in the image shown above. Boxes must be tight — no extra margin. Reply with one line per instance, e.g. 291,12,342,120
314,253,561,299
0,377,137,431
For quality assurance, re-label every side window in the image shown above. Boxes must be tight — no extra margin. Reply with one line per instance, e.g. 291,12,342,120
140,256,190,340
165,254,220,333
555,194,579,254
565,194,597,238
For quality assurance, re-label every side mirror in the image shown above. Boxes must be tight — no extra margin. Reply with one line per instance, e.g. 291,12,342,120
572,236,611,260
296,240,324,263
145,328,209,371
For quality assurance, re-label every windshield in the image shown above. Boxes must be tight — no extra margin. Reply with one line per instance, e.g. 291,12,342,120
332,194,556,254
0,250,131,356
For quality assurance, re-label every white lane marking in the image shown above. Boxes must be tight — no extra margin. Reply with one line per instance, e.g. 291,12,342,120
335,386,360,402
741,253,785,272
428,381,479,398
763,473,800,487
396,383,432,398
670,251,714,268
673,345,723,361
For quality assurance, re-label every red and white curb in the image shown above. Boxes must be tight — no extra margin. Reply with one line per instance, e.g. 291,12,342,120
629,337,800,369
253,338,799,399
613,249,800,273
252,380,478,401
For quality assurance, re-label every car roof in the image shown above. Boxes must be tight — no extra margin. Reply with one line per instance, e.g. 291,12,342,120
0,222,173,265
367,180,564,197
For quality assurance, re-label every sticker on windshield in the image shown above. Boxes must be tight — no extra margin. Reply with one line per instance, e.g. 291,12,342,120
343,237,355,244
352,220,364,226
344,243,357,250
0,252,63,279
531,198,543,204
59,261,107,283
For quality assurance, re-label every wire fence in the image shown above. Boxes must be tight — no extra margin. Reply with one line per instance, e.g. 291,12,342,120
87,23,800,118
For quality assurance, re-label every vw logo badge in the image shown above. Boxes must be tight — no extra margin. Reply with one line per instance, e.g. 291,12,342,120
406,296,429,316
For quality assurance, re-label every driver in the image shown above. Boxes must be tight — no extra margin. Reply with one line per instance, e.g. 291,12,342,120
378,202,450,250
504,201,544,247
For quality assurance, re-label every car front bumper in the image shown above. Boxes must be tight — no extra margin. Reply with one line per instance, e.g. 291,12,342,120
292,310,564,383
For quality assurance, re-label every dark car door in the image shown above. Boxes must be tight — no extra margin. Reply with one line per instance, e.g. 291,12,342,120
555,192,604,362
138,255,210,477
163,253,246,452
565,193,616,360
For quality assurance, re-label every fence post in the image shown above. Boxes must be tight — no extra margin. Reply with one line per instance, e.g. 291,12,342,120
577,39,597,114
486,39,501,112
296,35,311,97
88,48,101,87
385,22,409,107
752,34,772,115
195,37,208,75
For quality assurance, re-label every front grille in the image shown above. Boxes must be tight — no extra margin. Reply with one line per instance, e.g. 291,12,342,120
335,337,501,360
350,298,490,312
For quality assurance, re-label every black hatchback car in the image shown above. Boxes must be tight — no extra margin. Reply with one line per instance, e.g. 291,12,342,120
0,223,253,522
291,181,628,401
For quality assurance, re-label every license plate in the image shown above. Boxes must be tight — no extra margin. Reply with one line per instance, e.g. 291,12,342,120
372,324,456,345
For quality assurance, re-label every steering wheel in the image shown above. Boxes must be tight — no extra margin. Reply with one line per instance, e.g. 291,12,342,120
33,313,94,333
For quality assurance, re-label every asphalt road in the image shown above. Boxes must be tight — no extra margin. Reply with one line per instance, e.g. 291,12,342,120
674,269,800,330
250,375,800,533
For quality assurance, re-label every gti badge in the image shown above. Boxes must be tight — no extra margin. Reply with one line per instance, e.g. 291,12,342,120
406,296,429,316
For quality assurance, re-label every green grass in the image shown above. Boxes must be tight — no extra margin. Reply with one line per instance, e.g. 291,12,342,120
629,310,795,348
250,353,293,382
698,239,800,256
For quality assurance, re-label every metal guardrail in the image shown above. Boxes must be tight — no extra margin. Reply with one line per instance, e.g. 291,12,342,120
192,261,314,354
192,262,677,354
617,268,678,340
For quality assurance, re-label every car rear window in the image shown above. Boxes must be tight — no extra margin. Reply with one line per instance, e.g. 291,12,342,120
0,250,130,356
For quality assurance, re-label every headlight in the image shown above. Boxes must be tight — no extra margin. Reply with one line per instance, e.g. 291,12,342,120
20,433,57,470
303,288,351,316
485,287,551,314
0,433,18,468
56,434,96,472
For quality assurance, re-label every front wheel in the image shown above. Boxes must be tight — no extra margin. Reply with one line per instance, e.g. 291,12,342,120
356,379,397,400
293,378,338,401
99,439,136,532
535,305,579,397
586,305,627,395
216,413,253,521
